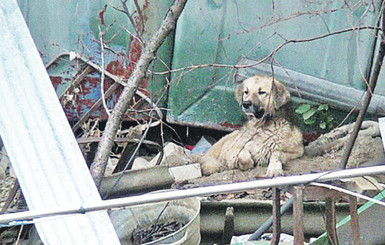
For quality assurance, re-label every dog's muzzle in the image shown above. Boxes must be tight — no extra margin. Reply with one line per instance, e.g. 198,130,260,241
242,101,265,119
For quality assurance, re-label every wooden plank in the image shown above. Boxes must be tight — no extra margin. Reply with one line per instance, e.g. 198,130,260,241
271,187,281,245
325,197,339,245
222,206,234,244
293,186,304,245
349,196,361,245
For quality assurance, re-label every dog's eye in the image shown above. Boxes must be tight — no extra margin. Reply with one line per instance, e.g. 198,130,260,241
244,89,249,95
258,90,266,95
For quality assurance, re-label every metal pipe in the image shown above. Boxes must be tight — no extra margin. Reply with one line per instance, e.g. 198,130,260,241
1,165,385,225
247,197,294,241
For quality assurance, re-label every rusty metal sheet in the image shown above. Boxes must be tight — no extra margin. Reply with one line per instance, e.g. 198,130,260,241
18,0,174,122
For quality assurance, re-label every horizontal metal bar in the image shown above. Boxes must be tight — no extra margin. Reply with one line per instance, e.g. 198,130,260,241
1,165,385,225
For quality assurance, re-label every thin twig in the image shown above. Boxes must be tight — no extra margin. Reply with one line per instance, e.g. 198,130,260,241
122,27,144,46
311,182,385,208
153,25,379,75
98,25,111,117
133,0,145,35
59,66,94,99
15,225,23,245
117,0,144,43
44,51,163,132
0,179,19,214
45,52,123,84
235,6,346,36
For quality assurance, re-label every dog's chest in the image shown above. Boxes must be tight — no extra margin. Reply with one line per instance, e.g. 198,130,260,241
244,119,289,163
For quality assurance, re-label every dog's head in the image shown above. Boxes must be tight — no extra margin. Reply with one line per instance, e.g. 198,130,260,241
235,75,290,120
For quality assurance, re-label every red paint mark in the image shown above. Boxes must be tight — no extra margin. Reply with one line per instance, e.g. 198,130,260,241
49,2,156,122
50,76,62,90
98,4,108,25
106,53,129,77
220,122,242,130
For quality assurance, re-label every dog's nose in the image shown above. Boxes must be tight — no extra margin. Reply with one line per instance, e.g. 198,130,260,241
242,101,252,109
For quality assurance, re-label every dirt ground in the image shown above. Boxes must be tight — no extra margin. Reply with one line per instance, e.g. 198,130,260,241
186,122,385,200
1,122,384,204
0,122,383,242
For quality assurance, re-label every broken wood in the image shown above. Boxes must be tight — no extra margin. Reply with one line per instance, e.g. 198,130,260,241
76,136,159,146
222,207,234,244
293,186,304,245
114,142,138,173
349,196,361,245
59,66,94,99
271,187,281,245
325,197,339,245
0,179,19,214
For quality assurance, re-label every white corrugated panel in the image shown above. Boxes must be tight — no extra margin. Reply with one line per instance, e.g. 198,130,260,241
0,1,120,244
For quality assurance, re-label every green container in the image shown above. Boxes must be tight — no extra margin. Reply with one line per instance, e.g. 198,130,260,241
167,0,381,130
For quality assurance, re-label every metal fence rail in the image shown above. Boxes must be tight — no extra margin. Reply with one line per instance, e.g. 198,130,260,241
1,164,385,225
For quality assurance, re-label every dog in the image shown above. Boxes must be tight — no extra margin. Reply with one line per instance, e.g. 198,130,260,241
200,75,304,177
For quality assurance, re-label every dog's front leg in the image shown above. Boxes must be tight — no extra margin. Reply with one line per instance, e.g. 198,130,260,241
234,148,254,171
266,151,283,177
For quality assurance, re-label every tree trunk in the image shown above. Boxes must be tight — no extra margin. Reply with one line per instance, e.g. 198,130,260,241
90,0,188,189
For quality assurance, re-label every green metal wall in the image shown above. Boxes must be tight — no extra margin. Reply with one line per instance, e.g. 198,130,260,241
16,0,173,121
16,0,385,129
167,0,382,130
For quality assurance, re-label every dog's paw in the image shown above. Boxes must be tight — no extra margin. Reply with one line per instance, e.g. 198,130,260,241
265,161,283,177
200,156,223,176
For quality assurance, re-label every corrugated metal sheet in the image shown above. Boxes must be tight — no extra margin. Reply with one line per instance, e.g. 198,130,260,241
0,1,120,244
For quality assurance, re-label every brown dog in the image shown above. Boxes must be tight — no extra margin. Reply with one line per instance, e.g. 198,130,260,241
200,75,304,177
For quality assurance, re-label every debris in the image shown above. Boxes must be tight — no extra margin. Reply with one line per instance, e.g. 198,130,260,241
131,220,186,244
105,157,119,176
110,196,200,244
305,120,380,156
100,166,174,197
191,136,213,154
0,147,9,181
339,176,384,197
149,142,191,167
231,233,295,244
222,207,234,244
168,164,202,182
132,157,152,170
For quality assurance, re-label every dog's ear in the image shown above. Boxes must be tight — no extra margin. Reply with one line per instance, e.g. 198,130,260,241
273,80,290,109
234,82,243,105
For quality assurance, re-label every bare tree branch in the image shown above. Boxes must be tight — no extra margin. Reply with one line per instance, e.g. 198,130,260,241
133,0,145,35
111,0,144,43
153,25,379,75
90,0,188,189
340,3,385,169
